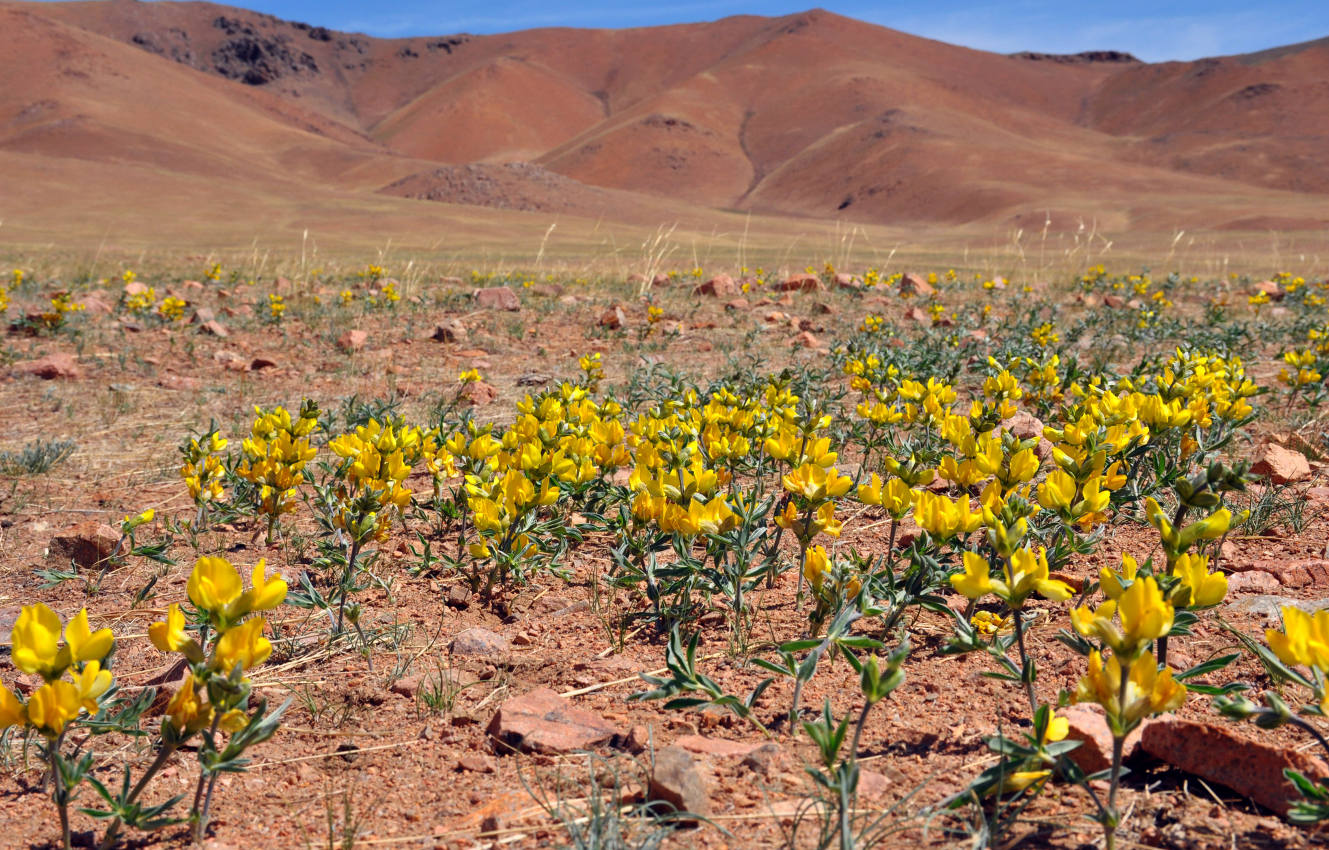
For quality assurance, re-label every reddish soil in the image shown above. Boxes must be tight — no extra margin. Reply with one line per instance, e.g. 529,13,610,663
0,266,1327,848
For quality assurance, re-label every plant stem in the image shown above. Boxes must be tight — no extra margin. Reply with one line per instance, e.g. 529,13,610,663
48,738,71,850
190,713,222,842
96,743,179,850
1011,607,1038,715
1104,657,1133,850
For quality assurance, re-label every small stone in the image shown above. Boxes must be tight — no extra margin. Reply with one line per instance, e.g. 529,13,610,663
457,755,494,773
793,331,820,348
431,318,468,343
199,320,229,338
1227,571,1282,594
899,273,935,297
48,521,120,568
390,675,423,699
598,306,627,329
779,273,821,292
446,584,472,610
1251,443,1311,484
14,352,81,379
674,735,761,757
740,743,785,777
487,688,619,754
249,356,279,371
694,275,738,297
450,627,511,658
648,746,710,820
858,770,892,801
834,272,861,289
459,380,498,406
189,307,216,324
624,725,651,754
473,287,521,311
337,329,368,352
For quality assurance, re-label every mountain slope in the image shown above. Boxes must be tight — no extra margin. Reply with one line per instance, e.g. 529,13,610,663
5,0,1329,237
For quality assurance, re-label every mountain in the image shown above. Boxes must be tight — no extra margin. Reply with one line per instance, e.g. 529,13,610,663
4,0,1329,247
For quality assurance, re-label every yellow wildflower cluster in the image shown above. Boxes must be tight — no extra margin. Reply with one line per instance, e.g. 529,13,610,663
237,402,319,539
1,606,114,739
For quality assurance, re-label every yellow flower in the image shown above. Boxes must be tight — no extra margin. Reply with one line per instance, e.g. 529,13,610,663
65,608,114,665
149,603,204,663
782,463,853,501
803,545,832,590
1042,708,1069,745
12,603,66,679
1118,576,1173,651
71,660,112,713
998,770,1051,794
1036,469,1075,512
1002,546,1073,606
951,551,995,600
1076,576,1172,657
188,556,244,617
0,686,25,730
912,491,981,542
240,559,287,613
1170,553,1227,609
213,617,272,674
1099,554,1139,600
164,672,212,735
1266,607,1329,671
26,680,82,737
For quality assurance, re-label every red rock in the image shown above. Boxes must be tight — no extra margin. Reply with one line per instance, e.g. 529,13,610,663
598,306,627,329
764,311,788,323
794,331,821,348
48,521,120,568
834,273,861,290
460,380,498,406
199,320,228,338
1103,294,1128,309
449,627,511,658
189,307,216,324
80,294,113,315
813,301,834,315
389,675,423,699
1059,705,1144,773
1234,559,1329,589
899,273,935,297
1308,486,1329,504
1228,570,1281,594
249,356,279,371
778,273,821,292
858,770,893,801
1252,280,1285,302
904,306,929,323
1141,718,1327,815
651,273,671,288
457,754,494,773
674,735,761,757
1251,443,1311,484
627,273,648,285
337,329,368,352
123,281,150,297
487,688,619,754
431,318,467,343
473,286,521,311
723,298,749,311
14,352,80,379
648,746,710,819
693,274,737,297
439,276,464,286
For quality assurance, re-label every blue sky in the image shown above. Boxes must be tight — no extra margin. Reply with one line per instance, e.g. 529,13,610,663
81,1,1329,61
